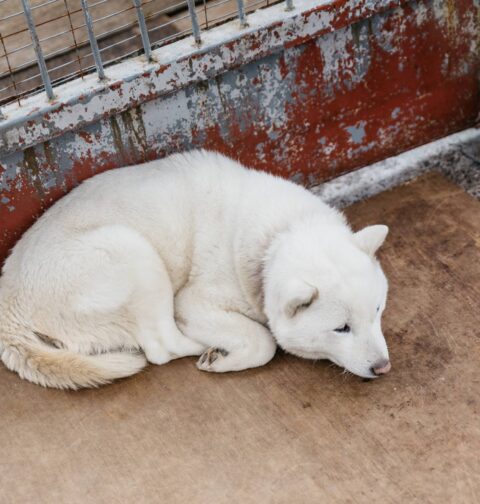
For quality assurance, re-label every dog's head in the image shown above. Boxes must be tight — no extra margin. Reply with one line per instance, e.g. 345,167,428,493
264,221,390,379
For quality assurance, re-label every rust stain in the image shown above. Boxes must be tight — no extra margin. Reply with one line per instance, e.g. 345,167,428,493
78,131,94,144
443,0,459,34
22,147,45,199
43,141,56,172
109,115,128,165
120,107,148,163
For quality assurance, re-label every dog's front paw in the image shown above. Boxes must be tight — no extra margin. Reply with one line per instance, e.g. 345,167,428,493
196,347,229,371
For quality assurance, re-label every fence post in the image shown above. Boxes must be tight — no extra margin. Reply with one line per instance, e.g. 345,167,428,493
21,0,55,99
132,0,153,61
80,0,106,80
186,0,201,45
236,0,248,27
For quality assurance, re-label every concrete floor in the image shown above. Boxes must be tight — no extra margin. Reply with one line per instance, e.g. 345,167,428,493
1,173,479,503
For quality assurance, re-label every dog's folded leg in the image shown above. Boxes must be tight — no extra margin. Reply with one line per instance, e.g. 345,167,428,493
187,310,277,373
126,249,205,364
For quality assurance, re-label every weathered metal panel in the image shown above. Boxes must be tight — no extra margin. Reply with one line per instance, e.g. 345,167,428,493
0,0,479,265
0,0,408,156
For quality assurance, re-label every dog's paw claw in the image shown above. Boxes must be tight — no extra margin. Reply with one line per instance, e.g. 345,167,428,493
197,347,229,370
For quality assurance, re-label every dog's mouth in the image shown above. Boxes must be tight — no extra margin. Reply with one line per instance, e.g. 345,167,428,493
286,347,379,379
328,357,378,380
349,369,378,380
284,346,327,361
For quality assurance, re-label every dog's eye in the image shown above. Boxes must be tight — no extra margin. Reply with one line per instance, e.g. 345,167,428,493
334,324,351,333
290,298,314,317
298,299,314,311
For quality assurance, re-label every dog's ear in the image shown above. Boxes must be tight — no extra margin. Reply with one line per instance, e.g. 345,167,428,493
284,281,318,318
354,225,389,256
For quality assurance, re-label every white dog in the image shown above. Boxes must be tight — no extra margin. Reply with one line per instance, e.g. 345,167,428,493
0,150,391,389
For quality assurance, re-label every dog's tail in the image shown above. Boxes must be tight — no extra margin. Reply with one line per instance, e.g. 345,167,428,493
0,329,147,390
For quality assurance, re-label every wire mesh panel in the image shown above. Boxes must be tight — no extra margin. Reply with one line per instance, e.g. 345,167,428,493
0,0,277,107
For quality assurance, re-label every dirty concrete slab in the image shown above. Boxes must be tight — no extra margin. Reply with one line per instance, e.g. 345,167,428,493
1,173,479,503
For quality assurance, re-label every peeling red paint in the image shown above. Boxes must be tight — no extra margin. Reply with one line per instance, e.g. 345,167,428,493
77,131,94,144
155,65,169,76
109,81,125,97
182,1,478,183
109,82,123,91
1,0,417,158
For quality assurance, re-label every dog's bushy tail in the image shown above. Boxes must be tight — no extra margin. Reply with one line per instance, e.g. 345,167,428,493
0,330,147,390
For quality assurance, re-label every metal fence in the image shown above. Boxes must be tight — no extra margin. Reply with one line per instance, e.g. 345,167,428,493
0,0,283,113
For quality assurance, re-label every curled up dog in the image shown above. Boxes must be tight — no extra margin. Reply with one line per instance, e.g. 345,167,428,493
0,150,391,389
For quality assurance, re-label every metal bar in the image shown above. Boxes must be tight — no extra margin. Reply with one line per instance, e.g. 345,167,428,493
1,0,60,21
149,16,186,35
80,0,105,80
0,82,16,93
0,57,86,96
143,0,186,18
92,5,136,25
2,2,162,80
202,0,209,29
2,1,133,42
141,1,189,23
1,64,64,91
186,0,201,45
88,0,110,8
1,0,271,107
236,0,248,27
1,42,33,59
132,0,153,60
0,32,20,106
97,33,139,57
199,0,238,14
21,0,55,99
285,0,294,11
0,37,88,79
209,8,242,27
1,10,25,22
31,0,59,11
148,13,190,34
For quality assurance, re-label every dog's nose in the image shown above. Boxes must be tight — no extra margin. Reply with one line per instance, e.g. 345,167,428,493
371,360,391,376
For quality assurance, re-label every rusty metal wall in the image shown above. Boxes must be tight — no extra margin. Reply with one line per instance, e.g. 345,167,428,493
1,0,479,264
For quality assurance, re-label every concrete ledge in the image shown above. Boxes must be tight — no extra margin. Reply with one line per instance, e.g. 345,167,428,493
312,128,480,207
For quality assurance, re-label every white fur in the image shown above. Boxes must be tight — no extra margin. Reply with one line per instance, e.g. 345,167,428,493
0,150,390,389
